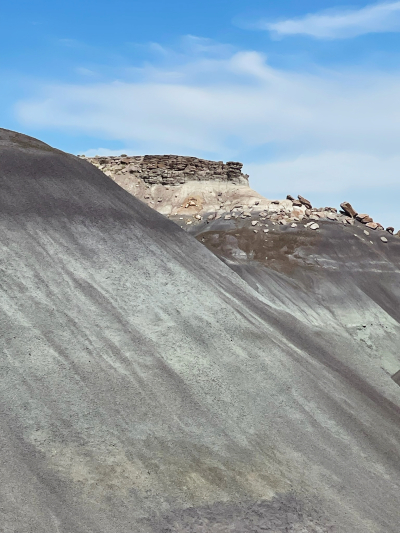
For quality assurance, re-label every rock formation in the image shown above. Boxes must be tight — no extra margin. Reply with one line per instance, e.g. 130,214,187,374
83,155,397,240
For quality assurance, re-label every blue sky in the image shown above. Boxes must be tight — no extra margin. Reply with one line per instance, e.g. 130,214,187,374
2,0,400,228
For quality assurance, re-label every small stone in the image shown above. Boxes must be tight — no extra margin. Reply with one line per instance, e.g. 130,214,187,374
286,194,295,201
291,223,297,228
310,223,319,230
381,236,388,243
366,222,379,230
195,214,202,220
386,227,394,234
361,216,373,224
298,195,312,209
251,221,258,226
364,230,370,236
253,229,258,233
340,202,357,218
224,215,231,220
263,229,269,233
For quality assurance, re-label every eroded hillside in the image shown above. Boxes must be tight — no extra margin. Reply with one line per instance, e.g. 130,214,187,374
0,130,400,532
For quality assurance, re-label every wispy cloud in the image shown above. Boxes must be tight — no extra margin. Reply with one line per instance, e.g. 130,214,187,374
14,40,400,227
16,50,400,157
259,1,400,39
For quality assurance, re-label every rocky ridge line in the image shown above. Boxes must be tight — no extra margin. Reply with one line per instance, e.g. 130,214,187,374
81,154,399,239
81,154,248,186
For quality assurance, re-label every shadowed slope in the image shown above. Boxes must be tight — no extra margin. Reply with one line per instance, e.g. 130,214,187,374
1,129,400,532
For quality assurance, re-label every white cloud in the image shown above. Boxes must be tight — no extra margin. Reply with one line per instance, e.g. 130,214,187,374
15,45,400,228
246,151,400,193
16,51,400,156
260,1,400,39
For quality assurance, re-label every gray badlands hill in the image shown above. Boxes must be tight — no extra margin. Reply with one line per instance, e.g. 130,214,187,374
1,129,400,532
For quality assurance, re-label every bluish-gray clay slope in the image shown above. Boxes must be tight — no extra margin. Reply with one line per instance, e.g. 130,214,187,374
1,128,400,532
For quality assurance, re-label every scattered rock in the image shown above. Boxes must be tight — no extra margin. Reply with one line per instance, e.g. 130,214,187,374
361,216,373,224
286,194,295,201
251,221,258,226
381,236,388,243
224,215,231,220
386,227,394,234
291,223,297,228
364,230,370,236
327,213,337,221
263,229,269,233
365,222,379,230
340,202,357,218
298,195,312,209
310,223,319,230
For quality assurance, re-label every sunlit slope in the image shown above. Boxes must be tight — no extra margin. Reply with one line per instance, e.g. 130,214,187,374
1,129,400,532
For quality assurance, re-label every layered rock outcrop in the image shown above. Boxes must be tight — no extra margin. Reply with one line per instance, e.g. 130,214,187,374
82,155,248,186
83,155,398,239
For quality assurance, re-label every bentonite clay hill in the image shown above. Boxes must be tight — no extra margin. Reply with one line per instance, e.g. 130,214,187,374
2,129,400,532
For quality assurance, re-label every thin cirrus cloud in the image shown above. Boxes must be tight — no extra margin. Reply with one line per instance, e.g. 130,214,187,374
15,46,400,226
259,1,400,39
